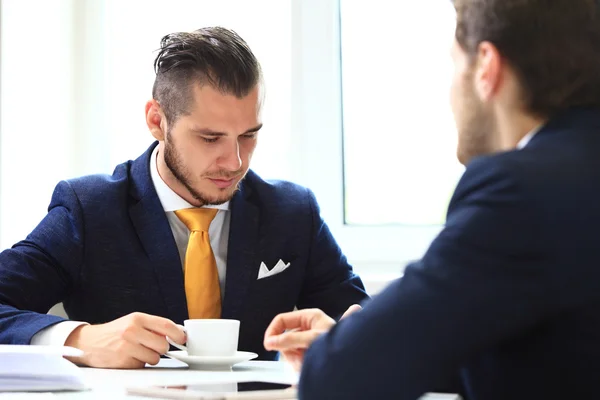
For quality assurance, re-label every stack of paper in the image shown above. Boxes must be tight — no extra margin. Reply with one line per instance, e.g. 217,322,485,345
0,346,86,392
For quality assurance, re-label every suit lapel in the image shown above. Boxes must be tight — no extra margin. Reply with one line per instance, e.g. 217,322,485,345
128,143,188,323
221,176,260,319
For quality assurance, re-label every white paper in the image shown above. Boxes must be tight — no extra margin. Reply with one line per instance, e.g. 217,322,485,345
0,394,56,399
0,346,86,393
0,346,82,357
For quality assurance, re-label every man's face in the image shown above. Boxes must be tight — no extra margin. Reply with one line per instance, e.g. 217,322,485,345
161,84,262,205
450,39,497,165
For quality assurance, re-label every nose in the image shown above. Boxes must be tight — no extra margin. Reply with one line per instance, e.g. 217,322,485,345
217,139,242,172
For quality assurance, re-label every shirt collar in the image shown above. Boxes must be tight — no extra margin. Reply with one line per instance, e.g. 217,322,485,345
516,124,543,150
149,145,230,212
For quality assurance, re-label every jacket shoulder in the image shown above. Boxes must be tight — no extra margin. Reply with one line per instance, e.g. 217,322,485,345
244,170,315,208
63,160,133,205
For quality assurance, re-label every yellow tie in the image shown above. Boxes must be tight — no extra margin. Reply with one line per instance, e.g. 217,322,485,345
174,208,220,319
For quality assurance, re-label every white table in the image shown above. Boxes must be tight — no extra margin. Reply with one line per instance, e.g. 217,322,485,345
0,360,460,400
1,359,298,399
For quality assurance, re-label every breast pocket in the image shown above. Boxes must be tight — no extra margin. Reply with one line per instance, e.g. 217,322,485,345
256,260,291,281
255,254,300,280
253,257,303,308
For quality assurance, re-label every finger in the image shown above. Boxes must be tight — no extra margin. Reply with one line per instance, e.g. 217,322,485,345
281,349,304,363
123,326,170,355
264,329,323,351
264,312,305,339
137,314,186,344
264,309,323,340
341,304,362,320
281,350,305,372
126,341,162,366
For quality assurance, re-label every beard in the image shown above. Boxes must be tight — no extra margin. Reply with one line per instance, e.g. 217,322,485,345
455,72,498,165
163,132,243,206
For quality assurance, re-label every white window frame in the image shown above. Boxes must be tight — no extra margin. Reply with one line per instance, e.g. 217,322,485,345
289,0,444,271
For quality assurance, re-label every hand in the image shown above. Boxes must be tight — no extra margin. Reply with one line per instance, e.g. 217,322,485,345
341,304,362,319
263,304,362,371
64,312,186,369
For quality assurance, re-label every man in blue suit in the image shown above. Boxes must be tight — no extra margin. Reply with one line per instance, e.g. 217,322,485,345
0,27,367,369
264,1,600,399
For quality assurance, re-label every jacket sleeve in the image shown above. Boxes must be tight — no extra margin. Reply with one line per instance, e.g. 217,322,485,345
299,157,554,399
296,188,369,319
0,180,85,344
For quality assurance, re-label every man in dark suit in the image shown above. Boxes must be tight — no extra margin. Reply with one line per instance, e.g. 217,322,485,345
263,1,600,399
0,27,367,369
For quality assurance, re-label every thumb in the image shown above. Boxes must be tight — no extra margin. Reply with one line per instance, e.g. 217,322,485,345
264,330,323,351
341,304,362,320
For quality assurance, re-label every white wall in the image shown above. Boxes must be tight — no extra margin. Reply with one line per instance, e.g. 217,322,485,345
1,0,77,247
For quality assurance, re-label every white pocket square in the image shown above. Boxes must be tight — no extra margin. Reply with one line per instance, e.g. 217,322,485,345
257,259,291,280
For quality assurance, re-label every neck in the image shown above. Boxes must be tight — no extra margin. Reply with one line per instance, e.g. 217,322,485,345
495,108,547,151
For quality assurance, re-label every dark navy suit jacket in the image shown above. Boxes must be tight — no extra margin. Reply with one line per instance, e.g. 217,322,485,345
0,142,368,359
299,108,600,399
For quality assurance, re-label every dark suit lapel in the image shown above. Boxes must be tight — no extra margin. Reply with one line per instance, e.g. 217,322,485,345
221,176,260,319
128,142,188,323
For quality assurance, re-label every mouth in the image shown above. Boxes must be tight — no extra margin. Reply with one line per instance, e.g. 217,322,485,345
207,177,238,189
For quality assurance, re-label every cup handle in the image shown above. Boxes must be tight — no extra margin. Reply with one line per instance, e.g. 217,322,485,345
166,325,187,352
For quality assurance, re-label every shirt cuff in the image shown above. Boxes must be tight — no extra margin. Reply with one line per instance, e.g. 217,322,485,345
30,321,89,346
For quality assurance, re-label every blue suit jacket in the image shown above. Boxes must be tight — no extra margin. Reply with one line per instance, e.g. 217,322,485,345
299,108,600,400
0,142,368,359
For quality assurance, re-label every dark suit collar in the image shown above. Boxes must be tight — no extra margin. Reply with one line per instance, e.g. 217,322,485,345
129,141,160,201
528,107,600,148
128,141,188,323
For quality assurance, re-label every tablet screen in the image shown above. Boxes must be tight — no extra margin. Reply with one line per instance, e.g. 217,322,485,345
158,381,292,392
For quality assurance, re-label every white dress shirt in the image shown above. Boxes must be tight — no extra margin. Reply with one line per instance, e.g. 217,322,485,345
31,146,231,345
517,125,542,149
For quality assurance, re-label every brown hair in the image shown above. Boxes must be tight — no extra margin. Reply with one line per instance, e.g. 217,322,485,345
152,27,262,125
453,0,600,116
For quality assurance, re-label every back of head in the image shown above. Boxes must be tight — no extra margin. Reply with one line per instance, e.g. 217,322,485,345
152,27,262,125
452,0,600,117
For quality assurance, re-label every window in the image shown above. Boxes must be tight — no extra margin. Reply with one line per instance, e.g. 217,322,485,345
340,0,463,226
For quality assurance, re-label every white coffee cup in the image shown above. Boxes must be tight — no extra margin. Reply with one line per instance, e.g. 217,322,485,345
169,319,240,357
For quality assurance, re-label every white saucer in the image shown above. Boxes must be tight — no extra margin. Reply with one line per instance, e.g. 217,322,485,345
165,350,258,371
